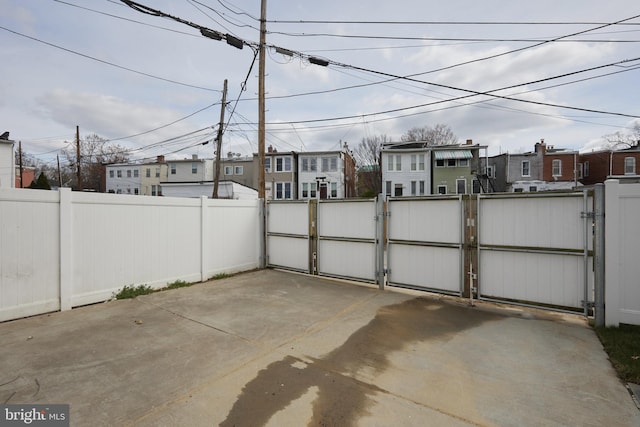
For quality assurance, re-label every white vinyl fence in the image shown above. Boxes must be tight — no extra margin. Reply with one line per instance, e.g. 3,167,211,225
0,188,261,322
605,179,640,326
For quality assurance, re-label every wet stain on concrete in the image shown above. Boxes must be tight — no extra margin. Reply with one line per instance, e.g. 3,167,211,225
219,297,502,427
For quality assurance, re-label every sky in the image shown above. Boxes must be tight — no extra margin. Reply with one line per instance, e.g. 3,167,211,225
1,0,639,169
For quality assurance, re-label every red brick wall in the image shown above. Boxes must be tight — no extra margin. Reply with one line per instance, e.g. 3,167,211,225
580,151,640,185
542,153,576,182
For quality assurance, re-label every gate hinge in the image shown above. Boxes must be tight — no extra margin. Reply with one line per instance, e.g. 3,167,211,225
581,211,594,219
582,300,595,309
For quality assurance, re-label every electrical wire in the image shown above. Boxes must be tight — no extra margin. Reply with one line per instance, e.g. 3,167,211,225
0,25,220,92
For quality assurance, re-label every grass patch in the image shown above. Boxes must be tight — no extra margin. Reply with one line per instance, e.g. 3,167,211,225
114,284,154,300
165,279,192,290
595,324,640,384
210,272,232,280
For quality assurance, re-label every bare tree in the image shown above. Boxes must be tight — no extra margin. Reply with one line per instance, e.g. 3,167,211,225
602,121,640,150
401,123,458,145
63,134,129,191
353,134,389,197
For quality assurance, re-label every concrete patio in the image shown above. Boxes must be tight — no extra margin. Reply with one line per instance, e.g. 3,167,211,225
1,269,638,426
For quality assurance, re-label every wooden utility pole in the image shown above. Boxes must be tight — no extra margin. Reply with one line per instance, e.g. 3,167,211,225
18,140,24,188
57,154,62,187
76,126,82,190
258,0,267,200
213,79,228,199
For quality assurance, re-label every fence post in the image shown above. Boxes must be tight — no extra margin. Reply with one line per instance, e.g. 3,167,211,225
604,179,620,326
200,196,207,282
376,194,385,290
59,188,73,311
593,184,605,327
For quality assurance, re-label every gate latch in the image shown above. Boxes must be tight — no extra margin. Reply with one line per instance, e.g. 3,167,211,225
581,211,594,219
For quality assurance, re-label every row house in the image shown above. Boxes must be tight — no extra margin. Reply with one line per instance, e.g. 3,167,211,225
0,132,14,189
106,156,168,196
298,145,356,200
487,141,580,192
579,144,640,186
381,140,487,197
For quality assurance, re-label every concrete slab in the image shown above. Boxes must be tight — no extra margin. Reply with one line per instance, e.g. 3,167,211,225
0,269,638,426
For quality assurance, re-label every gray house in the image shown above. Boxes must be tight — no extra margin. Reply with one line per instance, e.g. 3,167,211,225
489,141,545,192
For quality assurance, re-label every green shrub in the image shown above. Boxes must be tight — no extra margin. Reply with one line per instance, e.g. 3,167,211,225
114,284,154,299
166,280,191,289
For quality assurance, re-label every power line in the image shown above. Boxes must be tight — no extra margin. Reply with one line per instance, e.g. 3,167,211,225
0,25,220,92
266,19,640,26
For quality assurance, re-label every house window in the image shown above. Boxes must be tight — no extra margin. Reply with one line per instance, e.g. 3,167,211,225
456,178,466,194
411,181,417,196
330,182,337,198
473,180,481,194
387,156,394,171
411,155,417,171
134,169,139,178
155,168,160,178
419,181,425,195
151,185,157,196
584,161,589,177
436,159,445,167
302,182,308,198
127,170,132,178
117,170,122,178
437,185,447,195
522,160,530,177
192,163,198,174
529,186,538,192
322,157,337,172
552,159,562,177
234,166,243,175
418,154,425,171
624,157,636,175
134,188,139,195
276,157,292,172
395,155,402,171
447,159,456,167
275,182,292,199
486,165,494,178
109,170,114,178
146,168,151,178
265,158,271,172
577,163,583,179
170,164,176,175
224,166,233,175
394,184,403,197
385,181,392,196
458,159,469,167
310,182,317,198
302,158,317,172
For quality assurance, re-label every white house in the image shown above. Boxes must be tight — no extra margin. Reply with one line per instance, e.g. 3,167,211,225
0,132,15,189
297,148,356,199
106,163,142,195
165,155,214,183
381,144,431,197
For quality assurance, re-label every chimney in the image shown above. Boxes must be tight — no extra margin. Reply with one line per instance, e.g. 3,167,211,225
466,139,473,145
535,139,546,154
156,155,165,163
268,145,273,153
343,141,349,150
192,154,198,160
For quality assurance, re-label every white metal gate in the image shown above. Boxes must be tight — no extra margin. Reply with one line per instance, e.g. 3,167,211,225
316,198,379,283
266,200,311,273
477,191,593,313
386,196,464,295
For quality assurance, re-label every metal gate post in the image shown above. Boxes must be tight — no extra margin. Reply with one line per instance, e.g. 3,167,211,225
309,199,318,275
593,184,605,327
375,194,386,290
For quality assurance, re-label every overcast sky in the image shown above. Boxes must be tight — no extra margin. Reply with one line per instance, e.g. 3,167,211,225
1,0,639,168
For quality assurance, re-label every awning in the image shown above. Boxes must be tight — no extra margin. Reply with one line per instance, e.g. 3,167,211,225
434,150,472,160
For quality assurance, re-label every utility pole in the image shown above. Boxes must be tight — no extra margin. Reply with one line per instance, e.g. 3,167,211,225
57,154,62,188
213,79,228,199
18,140,23,188
258,0,267,200
76,126,82,190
